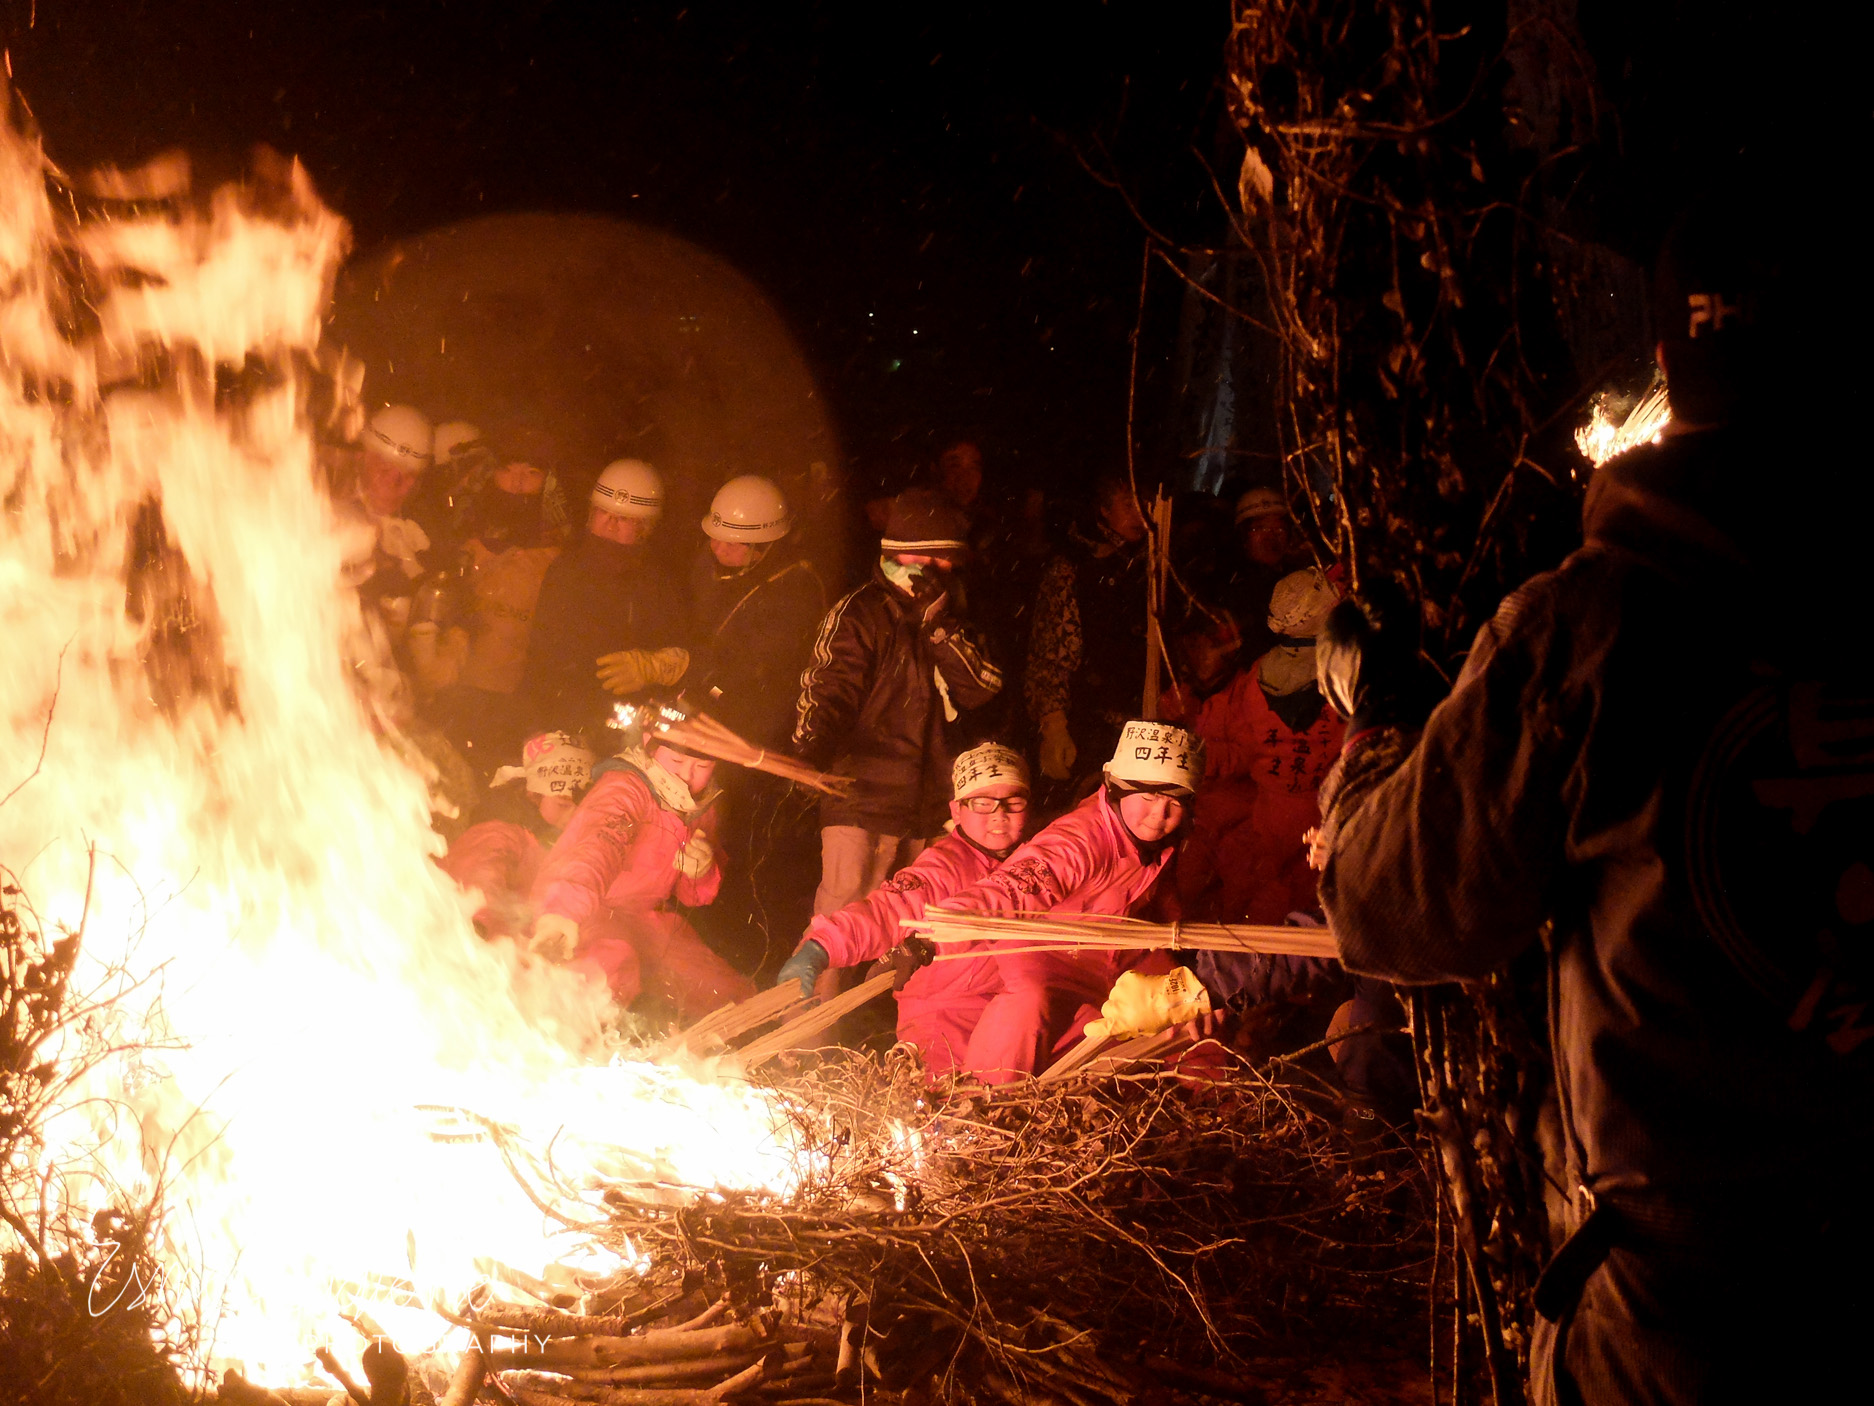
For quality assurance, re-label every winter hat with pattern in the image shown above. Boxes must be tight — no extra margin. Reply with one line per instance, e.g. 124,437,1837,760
881,486,970,558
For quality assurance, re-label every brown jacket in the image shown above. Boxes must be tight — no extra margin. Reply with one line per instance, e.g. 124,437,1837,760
1321,426,1873,1221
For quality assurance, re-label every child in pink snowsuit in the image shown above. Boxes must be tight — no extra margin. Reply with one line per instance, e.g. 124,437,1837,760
441,731,592,938
529,739,754,1019
773,743,1031,1076
931,720,1206,1082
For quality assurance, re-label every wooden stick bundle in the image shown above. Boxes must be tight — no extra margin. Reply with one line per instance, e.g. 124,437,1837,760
623,701,853,797
652,984,809,1061
902,911,1340,960
728,970,897,1071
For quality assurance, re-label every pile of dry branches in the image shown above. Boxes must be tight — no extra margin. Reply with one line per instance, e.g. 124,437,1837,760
0,864,191,1406
474,1045,1432,1405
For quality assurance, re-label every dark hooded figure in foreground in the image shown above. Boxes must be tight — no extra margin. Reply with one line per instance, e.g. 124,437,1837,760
1315,199,1872,1404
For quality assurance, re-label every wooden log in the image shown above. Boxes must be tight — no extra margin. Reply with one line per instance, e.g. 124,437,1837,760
312,1348,372,1406
666,1295,731,1332
437,1346,486,1406
451,1295,685,1340
505,1358,766,1405
486,1322,773,1371
216,1375,293,1406
1076,1027,1194,1078
1037,1029,1125,1084
360,1339,408,1406
564,1351,762,1385
729,971,896,1070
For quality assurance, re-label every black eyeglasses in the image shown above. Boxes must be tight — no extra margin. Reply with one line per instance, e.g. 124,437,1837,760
961,795,1029,814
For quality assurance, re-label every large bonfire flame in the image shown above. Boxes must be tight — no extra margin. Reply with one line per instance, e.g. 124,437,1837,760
0,102,801,1384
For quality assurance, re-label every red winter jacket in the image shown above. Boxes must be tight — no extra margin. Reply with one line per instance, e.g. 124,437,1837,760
1181,659,1344,923
934,788,1175,986
441,819,547,937
532,762,721,927
805,829,1008,1005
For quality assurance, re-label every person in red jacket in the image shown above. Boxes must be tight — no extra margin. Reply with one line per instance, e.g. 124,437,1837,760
772,742,1032,1076
926,721,1204,1082
440,730,594,938
1175,566,1344,924
528,728,755,1019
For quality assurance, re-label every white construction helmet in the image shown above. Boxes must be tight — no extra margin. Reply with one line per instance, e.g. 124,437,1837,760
591,459,664,518
1234,485,1286,524
1105,721,1205,796
363,404,434,468
702,475,792,543
1267,566,1340,638
490,731,594,798
432,420,483,465
952,742,1030,800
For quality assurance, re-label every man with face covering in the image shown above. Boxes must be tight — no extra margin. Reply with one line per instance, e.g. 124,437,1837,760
921,722,1203,1082
774,743,1032,1077
793,487,1004,917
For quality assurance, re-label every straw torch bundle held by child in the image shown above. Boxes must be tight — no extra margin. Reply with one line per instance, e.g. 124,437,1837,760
612,699,854,797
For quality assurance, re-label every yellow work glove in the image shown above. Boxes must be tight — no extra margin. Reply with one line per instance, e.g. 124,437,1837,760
596,648,656,695
529,913,581,962
649,646,691,686
1086,966,1211,1041
672,832,715,880
1038,709,1077,782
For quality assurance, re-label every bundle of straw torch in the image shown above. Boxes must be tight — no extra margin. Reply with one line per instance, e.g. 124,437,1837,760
612,699,854,797
902,910,1340,960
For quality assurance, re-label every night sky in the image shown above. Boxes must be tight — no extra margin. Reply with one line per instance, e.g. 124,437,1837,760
6,1,1234,494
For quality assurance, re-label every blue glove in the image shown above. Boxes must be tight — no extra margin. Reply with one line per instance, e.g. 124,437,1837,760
776,939,830,998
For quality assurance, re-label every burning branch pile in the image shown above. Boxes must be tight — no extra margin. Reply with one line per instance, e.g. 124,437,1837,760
0,867,191,1406
474,1049,1432,1404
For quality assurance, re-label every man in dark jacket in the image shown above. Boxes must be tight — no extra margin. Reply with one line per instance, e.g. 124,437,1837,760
522,459,688,738
794,487,1003,915
689,475,827,748
1316,208,1871,1402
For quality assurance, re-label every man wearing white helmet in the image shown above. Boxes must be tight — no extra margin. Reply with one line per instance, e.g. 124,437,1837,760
772,743,1032,1077
351,404,436,634
439,731,593,940
521,458,688,736
688,475,825,748
922,720,1204,1082
1171,566,1346,926
1222,484,1306,661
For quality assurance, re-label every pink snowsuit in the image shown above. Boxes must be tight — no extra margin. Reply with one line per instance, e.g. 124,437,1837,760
440,819,545,939
801,830,1007,1078
932,788,1177,1082
531,764,755,1018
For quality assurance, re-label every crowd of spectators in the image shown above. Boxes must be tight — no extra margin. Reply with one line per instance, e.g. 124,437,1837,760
326,407,1404,1112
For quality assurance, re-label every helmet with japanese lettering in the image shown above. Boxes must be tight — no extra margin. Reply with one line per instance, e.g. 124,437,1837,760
951,742,1030,800
1268,566,1339,639
1104,721,1205,797
490,730,594,798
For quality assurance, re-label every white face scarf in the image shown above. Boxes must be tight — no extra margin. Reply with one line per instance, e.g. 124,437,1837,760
616,745,701,814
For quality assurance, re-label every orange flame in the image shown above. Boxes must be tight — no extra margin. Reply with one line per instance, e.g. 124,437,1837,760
0,113,802,1383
